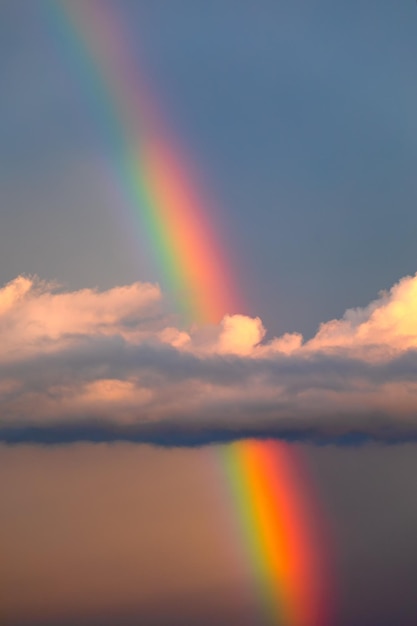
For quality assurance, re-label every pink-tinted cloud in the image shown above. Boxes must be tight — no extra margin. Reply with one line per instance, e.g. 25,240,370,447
2,273,417,445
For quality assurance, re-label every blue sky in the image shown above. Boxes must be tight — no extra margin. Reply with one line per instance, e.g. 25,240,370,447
2,1,417,337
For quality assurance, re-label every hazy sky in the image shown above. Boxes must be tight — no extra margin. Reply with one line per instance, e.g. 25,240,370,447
1,2,417,625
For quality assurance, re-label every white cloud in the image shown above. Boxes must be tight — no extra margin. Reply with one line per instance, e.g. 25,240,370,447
2,273,417,445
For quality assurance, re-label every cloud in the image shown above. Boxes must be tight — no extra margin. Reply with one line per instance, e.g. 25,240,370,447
2,273,417,446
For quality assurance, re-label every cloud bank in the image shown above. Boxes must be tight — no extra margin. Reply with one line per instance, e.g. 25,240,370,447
2,273,417,446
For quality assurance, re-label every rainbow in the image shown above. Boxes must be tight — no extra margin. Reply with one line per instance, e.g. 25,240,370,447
225,441,330,625
44,2,332,624
45,0,235,324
